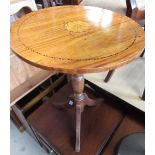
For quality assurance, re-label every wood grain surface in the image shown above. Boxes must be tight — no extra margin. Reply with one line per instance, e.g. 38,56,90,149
11,5,144,74
27,83,124,155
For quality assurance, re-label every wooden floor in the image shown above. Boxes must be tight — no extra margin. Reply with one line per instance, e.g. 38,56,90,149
102,114,144,155
28,83,124,155
27,83,144,155
84,57,145,112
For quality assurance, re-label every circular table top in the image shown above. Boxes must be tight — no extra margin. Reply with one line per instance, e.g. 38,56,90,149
11,6,144,74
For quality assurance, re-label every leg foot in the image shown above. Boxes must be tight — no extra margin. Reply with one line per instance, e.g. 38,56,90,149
51,101,69,109
79,93,97,112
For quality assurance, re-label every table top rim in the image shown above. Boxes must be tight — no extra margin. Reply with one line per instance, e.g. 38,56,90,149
10,5,145,74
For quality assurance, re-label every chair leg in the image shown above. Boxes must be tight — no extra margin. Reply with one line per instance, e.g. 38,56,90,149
104,70,115,83
42,0,50,8
126,0,132,17
140,49,145,57
10,109,25,132
141,89,145,101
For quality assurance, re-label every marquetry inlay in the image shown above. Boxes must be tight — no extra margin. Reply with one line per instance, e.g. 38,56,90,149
65,21,90,33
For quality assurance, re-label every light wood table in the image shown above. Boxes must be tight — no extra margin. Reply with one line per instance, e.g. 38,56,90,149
11,5,144,152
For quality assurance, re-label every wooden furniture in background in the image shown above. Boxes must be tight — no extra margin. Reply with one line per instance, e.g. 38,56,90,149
10,0,38,15
10,0,56,106
84,57,145,112
10,108,25,132
130,0,145,22
27,82,144,155
104,69,115,83
10,0,56,132
11,6,144,152
35,0,50,8
141,89,145,101
27,83,124,155
34,0,71,8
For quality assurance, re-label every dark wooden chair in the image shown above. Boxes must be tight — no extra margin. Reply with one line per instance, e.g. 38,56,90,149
141,89,145,101
35,0,67,8
10,1,56,133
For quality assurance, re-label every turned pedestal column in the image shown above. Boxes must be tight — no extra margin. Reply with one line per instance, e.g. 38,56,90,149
71,74,97,152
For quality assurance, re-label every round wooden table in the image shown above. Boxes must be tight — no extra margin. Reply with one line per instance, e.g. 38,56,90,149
11,5,144,152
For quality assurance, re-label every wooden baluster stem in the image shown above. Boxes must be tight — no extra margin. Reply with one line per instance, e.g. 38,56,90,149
71,74,84,152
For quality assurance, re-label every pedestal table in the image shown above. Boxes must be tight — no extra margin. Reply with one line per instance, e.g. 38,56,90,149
11,5,144,152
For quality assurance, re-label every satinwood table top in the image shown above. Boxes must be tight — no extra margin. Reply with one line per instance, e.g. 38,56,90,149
10,6,144,74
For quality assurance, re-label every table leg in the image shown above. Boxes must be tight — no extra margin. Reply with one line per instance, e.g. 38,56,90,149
71,74,97,152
